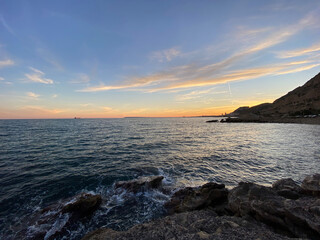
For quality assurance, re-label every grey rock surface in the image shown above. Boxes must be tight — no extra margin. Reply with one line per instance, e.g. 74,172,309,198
81,210,289,240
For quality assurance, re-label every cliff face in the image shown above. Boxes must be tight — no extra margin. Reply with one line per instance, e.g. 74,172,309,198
272,72,320,115
233,72,320,117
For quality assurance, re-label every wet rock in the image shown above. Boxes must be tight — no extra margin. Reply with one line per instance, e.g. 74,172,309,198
115,176,164,193
228,182,320,239
62,193,102,217
81,210,289,240
165,182,228,214
272,178,302,199
301,173,320,196
20,193,102,240
206,120,218,123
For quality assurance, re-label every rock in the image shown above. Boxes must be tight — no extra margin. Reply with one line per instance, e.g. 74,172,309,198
228,182,320,239
16,193,102,240
206,120,218,123
301,174,320,196
272,178,302,199
62,193,102,217
165,182,228,214
114,176,164,193
81,210,289,240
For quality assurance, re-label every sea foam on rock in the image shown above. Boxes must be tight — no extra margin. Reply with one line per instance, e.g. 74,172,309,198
114,175,164,193
82,173,320,240
24,193,102,240
62,193,102,217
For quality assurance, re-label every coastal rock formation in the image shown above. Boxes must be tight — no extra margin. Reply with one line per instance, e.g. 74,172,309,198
82,174,320,240
228,72,320,124
165,182,228,215
81,210,289,240
23,193,102,240
114,175,164,193
62,193,102,217
228,182,320,239
272,178,302,199
301,173,320,196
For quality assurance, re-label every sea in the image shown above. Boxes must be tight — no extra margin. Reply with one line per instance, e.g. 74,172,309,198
0,118,320,239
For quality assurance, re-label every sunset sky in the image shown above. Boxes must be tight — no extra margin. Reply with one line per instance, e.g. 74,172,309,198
1,0,320,119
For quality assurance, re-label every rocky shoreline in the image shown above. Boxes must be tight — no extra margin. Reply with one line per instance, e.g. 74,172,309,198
218,116,320,125
81,174,320,240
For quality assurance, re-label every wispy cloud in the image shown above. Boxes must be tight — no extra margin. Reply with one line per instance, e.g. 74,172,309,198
26,92,40,99
103,106,113,112
79,11,320,93
25,67,54,84
276,42,320,58
0,59,14,68
176,88,228,101
0,14,15,35
275,63,320,75
0,77,4,81
150,47,181,62
80,103,92,107
21,105,65,114
36,48,64,71
52,94,58,98
70,74,91,84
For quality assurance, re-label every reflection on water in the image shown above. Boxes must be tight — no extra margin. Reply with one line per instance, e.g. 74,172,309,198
0,118,319,239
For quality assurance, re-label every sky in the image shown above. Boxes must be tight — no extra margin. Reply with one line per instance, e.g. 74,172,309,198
0,0,320,119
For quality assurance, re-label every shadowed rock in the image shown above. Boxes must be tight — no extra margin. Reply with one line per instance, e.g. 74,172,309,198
81,210,289,240
272,178,302,199
165,182,228,215
228,182,320,239
62,193,102,217
301,173,320,196
115,176,164,193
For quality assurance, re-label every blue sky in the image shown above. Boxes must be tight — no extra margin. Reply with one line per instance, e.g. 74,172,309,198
0,0,320,118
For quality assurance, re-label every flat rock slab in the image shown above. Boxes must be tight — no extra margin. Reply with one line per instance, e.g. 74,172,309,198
81,210,289,240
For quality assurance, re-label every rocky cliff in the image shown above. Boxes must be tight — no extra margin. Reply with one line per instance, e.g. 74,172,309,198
232,72,320,118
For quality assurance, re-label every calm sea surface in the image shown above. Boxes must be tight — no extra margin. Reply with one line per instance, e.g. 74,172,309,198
1,118,320,239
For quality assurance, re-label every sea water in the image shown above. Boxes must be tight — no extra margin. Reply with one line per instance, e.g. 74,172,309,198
1,118,320,239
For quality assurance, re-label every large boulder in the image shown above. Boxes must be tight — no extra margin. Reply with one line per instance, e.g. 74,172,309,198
115,176,164,193
272,178,302,199
301,174,320,196
81,210,289,240
62,193,102,217
165,182,228,215
228,182,320,239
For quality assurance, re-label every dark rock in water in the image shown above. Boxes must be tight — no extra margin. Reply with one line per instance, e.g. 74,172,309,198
301,173,320,196
115,175,164,193
228,182,320,239
20,193,102,240
81,210,289,240
206,119,218,123
165,182,228,215
272,178,302,199
62,193,102,217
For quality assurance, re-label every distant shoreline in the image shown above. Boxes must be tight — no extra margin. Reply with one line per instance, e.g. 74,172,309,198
217,116,320,125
